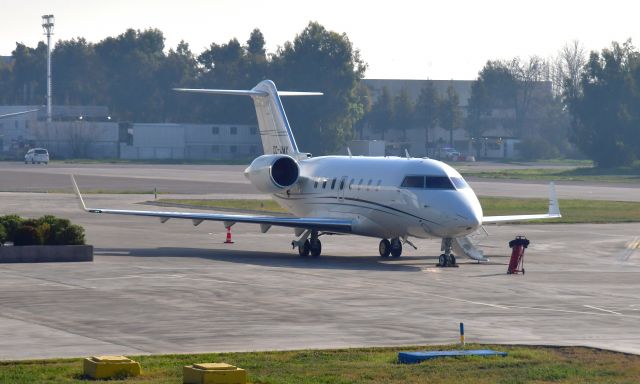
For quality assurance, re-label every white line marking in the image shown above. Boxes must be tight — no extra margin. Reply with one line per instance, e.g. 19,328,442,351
584,305,623,315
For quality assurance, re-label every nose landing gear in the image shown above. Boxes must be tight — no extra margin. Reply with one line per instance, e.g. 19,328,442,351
438,237,458,267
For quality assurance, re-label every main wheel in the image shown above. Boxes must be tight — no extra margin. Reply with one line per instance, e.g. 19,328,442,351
448,254,456,265
390,239,402,258
298,239,310,257
438,254,447,266
379,239,391,258
310,239,322,257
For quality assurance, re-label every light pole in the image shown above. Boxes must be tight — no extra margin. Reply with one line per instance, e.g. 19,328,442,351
41,14,54,123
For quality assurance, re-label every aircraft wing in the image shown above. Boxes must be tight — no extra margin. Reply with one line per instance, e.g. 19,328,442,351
482,182,561,223
71,176,352,233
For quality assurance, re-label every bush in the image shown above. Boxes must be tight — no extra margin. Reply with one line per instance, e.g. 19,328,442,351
55,224,85,245
13,225,43,246
0,225,6,245
519,137,560,160
37,215,72,245
0,215,23,243
0,214,86,246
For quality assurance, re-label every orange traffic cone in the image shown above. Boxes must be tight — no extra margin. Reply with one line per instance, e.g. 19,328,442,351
224,226,234,244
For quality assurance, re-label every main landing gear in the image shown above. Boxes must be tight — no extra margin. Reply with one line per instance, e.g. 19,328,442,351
295,230,322,258
379,238,402,258
438,237,458,267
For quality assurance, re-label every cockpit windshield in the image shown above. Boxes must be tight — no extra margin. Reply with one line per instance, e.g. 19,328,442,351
400,175,467,190
450,177,469,189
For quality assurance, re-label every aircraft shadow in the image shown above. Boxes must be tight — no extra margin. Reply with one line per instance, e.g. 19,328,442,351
95,247,425,272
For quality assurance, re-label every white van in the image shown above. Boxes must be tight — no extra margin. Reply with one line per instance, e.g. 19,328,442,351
24,148,50,164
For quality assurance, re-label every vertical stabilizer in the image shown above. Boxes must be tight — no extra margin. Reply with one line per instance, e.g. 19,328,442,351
250,80,300,157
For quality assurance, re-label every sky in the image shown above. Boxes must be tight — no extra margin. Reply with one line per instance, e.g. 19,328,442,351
1,0,639,80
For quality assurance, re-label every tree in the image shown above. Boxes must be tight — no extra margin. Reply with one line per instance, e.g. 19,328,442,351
393,87,413,141
510,56,547,137
439,84,462,147
94,28,167,122
556,40,587,101
272,22,367,154
568,40,640,167
52,38,105,105
10,42,48,105
415,82,440,151
368,86,394,140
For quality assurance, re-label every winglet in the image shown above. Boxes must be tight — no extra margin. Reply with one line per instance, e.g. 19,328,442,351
548,182,561,218
70,175,88,211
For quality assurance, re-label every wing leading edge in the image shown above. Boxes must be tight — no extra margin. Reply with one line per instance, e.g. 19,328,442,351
71,176,352,233
482,182,561,223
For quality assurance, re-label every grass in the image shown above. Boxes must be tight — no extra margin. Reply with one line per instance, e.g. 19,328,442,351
463,165,640,183
156,197,640,224
0,345,638,383
479,197,640,223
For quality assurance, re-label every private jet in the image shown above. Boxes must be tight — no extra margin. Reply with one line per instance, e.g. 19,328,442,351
72,80,560,265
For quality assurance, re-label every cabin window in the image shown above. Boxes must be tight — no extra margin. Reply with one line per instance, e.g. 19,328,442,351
250,126,258,135
349,178,355,189
211,126,220,135
331,178,337,189
358,178,364,190
322,180,327,189
451,177,469,189
401,176,425,188
314,180,318,188
230,126,238,135
376,180,382,191
366,179,373,190
339,179,345,190
425,176,455,190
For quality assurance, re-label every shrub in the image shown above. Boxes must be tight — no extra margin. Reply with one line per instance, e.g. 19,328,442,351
2,214,86,246
13,225,43,246
55,224,85,245
37,215,71,245
0,215,23,243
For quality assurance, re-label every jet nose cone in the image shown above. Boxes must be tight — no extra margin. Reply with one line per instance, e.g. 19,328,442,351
459,203,482,231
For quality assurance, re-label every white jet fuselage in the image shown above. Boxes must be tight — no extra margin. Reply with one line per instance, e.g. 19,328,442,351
266,156,483,239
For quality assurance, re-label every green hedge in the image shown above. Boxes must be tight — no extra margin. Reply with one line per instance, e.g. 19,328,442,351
0,215,85,246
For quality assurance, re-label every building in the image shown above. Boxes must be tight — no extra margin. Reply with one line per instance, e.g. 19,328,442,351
120,123,261,160
361,79,553,159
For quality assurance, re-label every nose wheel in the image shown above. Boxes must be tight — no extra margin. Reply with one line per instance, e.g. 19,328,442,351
438,237,458,267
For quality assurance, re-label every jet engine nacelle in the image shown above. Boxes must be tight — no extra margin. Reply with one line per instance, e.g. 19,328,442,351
244,154,300,194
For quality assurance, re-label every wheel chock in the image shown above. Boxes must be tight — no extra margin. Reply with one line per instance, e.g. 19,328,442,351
183,362,247,384
83,355,141,379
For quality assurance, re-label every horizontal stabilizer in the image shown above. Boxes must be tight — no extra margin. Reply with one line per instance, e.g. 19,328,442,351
174,88,322,97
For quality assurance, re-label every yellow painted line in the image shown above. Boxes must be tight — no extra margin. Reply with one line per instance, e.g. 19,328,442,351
628,238,640,250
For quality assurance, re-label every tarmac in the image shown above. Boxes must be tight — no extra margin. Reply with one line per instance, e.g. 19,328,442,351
0,162,639,360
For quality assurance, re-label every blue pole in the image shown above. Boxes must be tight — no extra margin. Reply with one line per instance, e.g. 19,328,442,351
460,322,465,346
